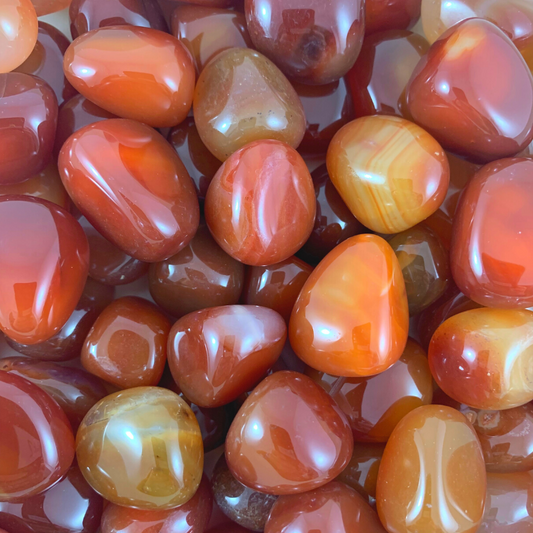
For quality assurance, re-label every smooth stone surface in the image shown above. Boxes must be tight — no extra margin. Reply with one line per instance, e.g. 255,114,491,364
366,0,422,34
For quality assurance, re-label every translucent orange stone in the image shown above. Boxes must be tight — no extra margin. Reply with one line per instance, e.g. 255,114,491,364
326,116,450,234
366,0,422,34
32,0,71,16
289,234,409,377
63,26,195,128
377,405,486,533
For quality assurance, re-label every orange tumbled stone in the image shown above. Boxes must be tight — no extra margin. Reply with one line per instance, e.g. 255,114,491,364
327,115,449,234
289,234,409,377
63,26,195,128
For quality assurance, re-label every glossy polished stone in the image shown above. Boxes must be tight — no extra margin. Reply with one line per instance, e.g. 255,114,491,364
6,277,114,361
294,78,354,155
205,140,315,266
0,371,75,500
168,305,286,407
366,0,422,34
194,48,306,161
226,371,353,495
82,297,170,388
212,455,277,532
0,196,89,345
172,5,252,74
70,0,167,39
290,234,409,377
0,357,108,431
389,224,450,315
59,119,199,263
347,30,429,118
451,158,533,308
76,387,204,509
377,405,486,533
100,475,213,533
406,19,533,163
64,26,195,128
242,257,313,323
32,0,71,15
308,339,432,442
244,0,365,84
0,465,103,533
336,443,385,506
0,73,58,185
0,0,38,73
149,224,244,318
327,115,449,234
429,308,533,410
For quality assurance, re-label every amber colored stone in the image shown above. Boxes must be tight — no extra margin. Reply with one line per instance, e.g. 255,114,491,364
55,94,117,156
193,49,306,162
300,164,364,262
244,0,365,85
0,0,38,73
82,297,170,389
265,481,386,533
32,0,71,15
0,357,107,431
336,443,385,506
0,162,69,209
377,405,486,533
242,257,313,323
0,371,75,500
347,30,429,118
226,371,353,495
168,305,286,407
480,472,533,533
293,78,354,155
290,234,409,377
172,6,252,74
429,308,533,410
0,73,58,185
327,115,449,234
64,26,195,128
389,224,450,315
6,277,114,361
70,0,167,39
59,119,199,263
77,387,204,509
100,475,213,533
205,140,315,266
406,19,533,163
212,455,277,532
307,339,432,442
451,158,533,308
0,465,103,533
168,118,222,200
366,0,422,34
149,224,244,318
0,196,89,345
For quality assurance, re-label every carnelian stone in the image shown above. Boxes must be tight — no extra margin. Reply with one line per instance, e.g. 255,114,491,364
244,0,365,84
0,196,89,345
168,305,286,407
451,158,533,308
63,26,195,128
32,0,71,16
366,0,422,34
265,482,386,533
194,48,306,162
0,0,38,73
59,119,199,263
205,140,315,266
407,19,533,163
226,371,353,494
327,115,449,234
377,405,486,533
429,308,533,410
289,234,409,377
0,371,75,500
0,73,58,185
82,297,170,389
